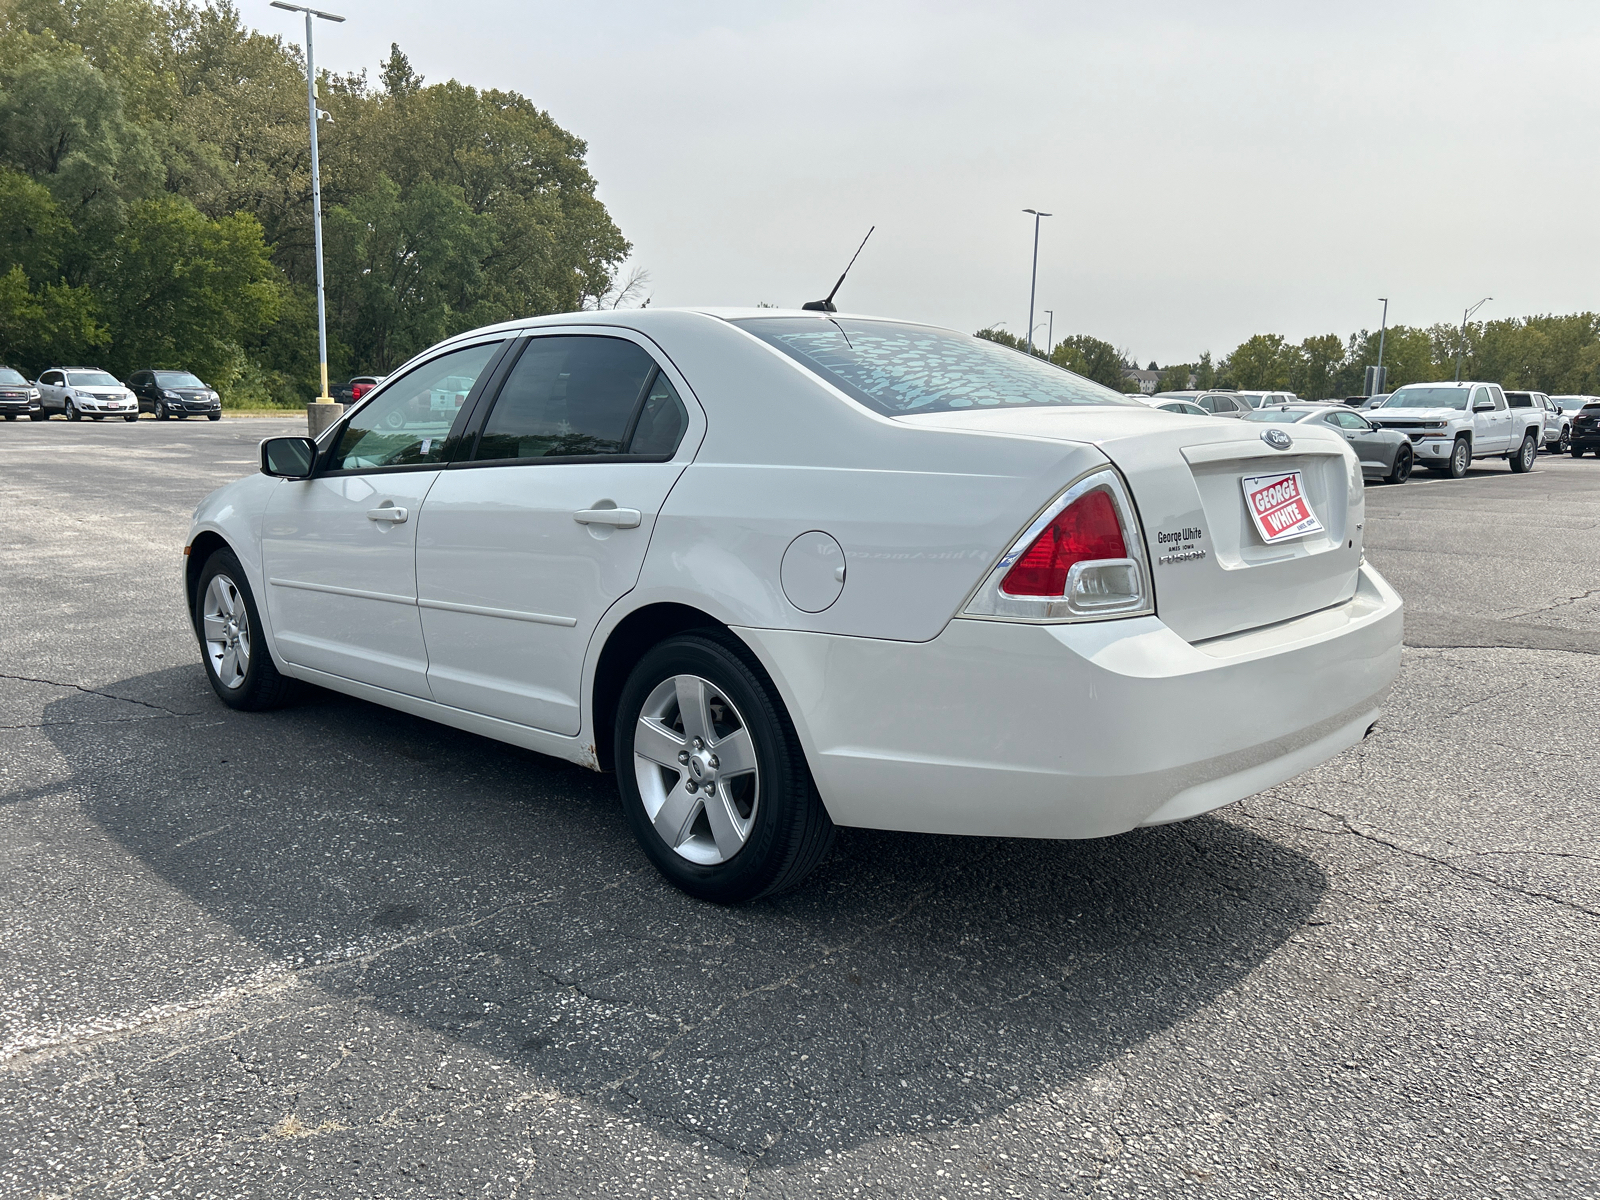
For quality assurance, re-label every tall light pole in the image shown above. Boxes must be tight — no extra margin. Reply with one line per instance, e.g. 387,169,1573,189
1455,297,1492,381
1043,308,1054,360
1022,209,1051,356
1373,297,1388,396
271,1,345,433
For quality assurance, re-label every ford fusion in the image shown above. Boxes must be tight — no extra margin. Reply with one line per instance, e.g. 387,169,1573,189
183,310,1404,902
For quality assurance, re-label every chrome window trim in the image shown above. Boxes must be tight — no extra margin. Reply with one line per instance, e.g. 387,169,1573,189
961,466,1155,624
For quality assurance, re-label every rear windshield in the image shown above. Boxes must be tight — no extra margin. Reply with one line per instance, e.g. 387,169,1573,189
155,371,206,388
731,317,1140,416
1242,408,1311,423
65,370,120,387
1386,387,1469,410
0,368,26,385
1504,392,1534,407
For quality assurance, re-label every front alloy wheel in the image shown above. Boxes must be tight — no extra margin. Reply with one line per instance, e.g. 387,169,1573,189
65,399,80,421
194,548,299,710
616,632,834,902
1446,437,1470,478
156,400,169,420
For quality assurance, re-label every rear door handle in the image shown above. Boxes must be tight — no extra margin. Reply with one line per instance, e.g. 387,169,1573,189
573,507,642,528
367,506,408,523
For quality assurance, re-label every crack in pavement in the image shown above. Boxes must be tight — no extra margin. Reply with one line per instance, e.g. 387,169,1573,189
1263,800,1600,917
1505,586,1600,621
0,672,199,719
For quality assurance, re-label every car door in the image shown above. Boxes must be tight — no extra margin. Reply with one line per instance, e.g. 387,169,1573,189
260,339,508,697
37,371,63,412
414,331,701,735
1471,386,1502,453
128,371,151,412
1328,409,1386,470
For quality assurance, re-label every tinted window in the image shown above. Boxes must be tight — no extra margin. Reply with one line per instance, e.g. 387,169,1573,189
628,372,689,456
41,372,62,386
732,317,1139,416
331,341,500,471
1331,411,1369,430
155,371,206,388
475,336,657,461
0,368,26,385
1505,392,1533,408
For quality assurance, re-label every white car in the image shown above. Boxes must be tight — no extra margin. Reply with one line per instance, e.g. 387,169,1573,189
36,367,139,421
183,309,1404,902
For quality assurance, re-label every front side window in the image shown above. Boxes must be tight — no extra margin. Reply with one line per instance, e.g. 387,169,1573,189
732,317,1140,416
474,336,670,461
41,372,62,386
331,341,501,471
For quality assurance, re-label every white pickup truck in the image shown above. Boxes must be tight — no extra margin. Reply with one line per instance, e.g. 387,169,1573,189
1368,381,1544,479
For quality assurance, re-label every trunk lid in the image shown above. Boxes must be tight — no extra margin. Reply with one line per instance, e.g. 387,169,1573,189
898,407,1363,642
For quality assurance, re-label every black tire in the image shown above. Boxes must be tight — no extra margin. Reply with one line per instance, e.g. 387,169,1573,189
1572,446,1586,458
207,412,222,421
194,548,300,711
65,400,80,421
1445,436,1470,478
123,413,136,422
614,631,834,903
155,400,169,420
3,414,14,421
1384,445,1413,484
91,414,104,421
1509,432,1537,473
29,411,47,421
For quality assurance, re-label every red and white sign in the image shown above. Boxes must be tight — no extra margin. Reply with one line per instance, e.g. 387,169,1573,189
1240,470,1324,544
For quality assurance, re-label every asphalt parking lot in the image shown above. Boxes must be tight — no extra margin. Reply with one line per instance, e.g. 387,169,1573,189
2,417,1597,1199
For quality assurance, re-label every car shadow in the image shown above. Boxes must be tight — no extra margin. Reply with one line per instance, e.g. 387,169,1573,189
40,665,1328,1165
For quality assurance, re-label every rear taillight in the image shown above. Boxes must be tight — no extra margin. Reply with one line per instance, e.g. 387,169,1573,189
351,383,372,400
964,468,1153,623
1000,490,1126,596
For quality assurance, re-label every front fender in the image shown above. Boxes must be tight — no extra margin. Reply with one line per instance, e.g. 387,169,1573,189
185,472,281,659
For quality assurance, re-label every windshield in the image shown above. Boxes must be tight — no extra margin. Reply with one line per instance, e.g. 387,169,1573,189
0,369,27,385
731,317,1141,416
65,371,120,387
1386,387,1469,410
1242,408,1310,423
156,371,206,388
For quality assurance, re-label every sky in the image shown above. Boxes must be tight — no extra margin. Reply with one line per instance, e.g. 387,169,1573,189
266,0,1600,365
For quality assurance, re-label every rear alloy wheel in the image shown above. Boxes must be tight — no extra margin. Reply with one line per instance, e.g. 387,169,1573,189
616,632,834,903
65,399,81,421
195,549,300,710
1385,445,1413,484
1509,432,1537,473
1446,436,1470,478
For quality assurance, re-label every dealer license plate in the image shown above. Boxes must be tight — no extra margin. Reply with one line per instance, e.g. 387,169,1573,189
1240,469,1324,544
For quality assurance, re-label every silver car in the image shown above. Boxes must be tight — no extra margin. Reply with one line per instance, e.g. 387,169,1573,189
1151,390,1252,418
1243,403,1415,484
35,368,138,421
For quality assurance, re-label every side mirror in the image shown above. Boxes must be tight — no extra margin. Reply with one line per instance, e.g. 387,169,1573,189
1472,400,1493,412
261,436,318,479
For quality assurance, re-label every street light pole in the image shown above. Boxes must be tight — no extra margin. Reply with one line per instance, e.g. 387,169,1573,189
1043,309,1054,360
271,1,345,434
1375,297,1388,392
1455,297,1492,382
1022,208,1051,356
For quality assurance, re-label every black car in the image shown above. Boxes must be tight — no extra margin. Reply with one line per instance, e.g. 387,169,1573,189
1570,399,1600,457
129,370,222,420
0,366,42,420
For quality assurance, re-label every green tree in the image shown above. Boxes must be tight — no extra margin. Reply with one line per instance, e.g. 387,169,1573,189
1291,333,1345,400
1225,333,1296,390
1193,350,1216,390
1156,362,1192,392
0,264,107,371
1051,334,1127,389
100,195,280,383
0,167,70,278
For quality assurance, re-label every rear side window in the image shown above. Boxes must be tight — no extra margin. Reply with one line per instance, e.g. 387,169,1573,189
474,336,678,461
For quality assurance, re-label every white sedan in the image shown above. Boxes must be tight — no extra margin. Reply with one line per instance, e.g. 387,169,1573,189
184,309,1404,902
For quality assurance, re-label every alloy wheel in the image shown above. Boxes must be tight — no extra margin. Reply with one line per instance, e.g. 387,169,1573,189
632,673,760,865
201,573,252,689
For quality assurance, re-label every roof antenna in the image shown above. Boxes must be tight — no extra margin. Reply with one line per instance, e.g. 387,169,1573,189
802,226,874,312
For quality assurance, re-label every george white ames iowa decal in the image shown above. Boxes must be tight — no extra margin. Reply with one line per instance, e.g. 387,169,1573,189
1240,470,1324,544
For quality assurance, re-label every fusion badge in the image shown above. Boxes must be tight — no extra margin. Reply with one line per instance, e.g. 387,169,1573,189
1240,470,1324,544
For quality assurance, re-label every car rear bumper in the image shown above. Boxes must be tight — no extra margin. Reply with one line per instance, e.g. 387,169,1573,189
736,562,1403,839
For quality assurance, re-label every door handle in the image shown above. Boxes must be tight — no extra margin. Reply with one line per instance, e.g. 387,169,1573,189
367,506,408,523
573,507,642,528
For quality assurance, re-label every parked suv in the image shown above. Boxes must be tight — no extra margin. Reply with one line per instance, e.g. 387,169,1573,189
1150,390,1251,417
35,368,138,421
1568,398,1600,457
0,367,42,420
1368,381,1543,478
129,369,222,420
1234,390,1299,409
1503,390,1571,453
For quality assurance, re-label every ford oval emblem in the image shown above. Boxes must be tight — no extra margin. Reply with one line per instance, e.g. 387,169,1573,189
1262,428,1293,451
